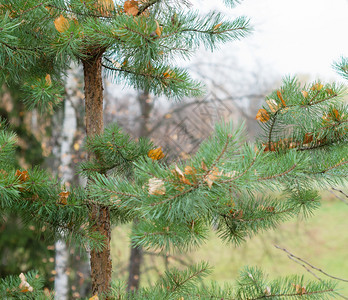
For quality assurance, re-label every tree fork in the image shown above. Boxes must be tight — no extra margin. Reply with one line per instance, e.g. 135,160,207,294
82,53,112,295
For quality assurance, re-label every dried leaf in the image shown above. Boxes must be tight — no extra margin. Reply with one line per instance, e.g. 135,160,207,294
148,147,165,160
255,109,270,122
332,108,340,120
293,283,307,295
213,23,222,31
264,286,271,296
204,167,223,189
301,90,308,98
303,133,313,144
184,165,196,175
15,170,29,183
266,99,280,113
124,0,139,16
45,74,52,86
163,68,174,78
148,178,166,195
97,0,115,16
277,90,286,106
326,88,334,95
155,20,162,37
19,273,33,293
89,295,99,300
311,83,323,91
201,161,208,171
173,165,192,185
58,191,70,205
262,142,277,152
54,15,70,33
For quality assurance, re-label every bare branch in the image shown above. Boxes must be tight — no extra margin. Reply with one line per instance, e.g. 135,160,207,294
275,245,348,283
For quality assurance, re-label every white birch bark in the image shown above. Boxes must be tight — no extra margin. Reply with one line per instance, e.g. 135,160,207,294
54,66,79,300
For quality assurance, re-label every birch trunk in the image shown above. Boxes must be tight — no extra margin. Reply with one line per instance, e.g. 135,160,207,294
54,67,79,300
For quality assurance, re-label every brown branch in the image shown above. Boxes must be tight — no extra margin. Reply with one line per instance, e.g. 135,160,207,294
242,208,294,223
307,93,338,106
46,4,113,19
307,90,320,105
102,59,185,84
257,164,297,181
160,26,248,40
321,160,347,173
250,289,335,299
170,266,209,293
137,0,160,16
267,111,278,151
220,157,256,183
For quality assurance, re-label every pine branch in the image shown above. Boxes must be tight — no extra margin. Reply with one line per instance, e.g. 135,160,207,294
257,163,297,181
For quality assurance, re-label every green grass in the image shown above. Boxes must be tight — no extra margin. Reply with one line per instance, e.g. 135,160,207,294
111,193,348,295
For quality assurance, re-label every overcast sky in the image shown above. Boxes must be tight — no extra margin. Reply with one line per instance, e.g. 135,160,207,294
193,0,348,82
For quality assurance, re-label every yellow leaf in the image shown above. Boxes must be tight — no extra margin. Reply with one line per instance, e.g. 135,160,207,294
266,99,280,113
255,109,270,122
124,0,139,16
148,178,166,195
89,295,99,300
54,15,70,33
148,147,165,160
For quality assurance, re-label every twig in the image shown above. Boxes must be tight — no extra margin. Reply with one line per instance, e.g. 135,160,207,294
257,164,296,181
274,245,348,282
329,188,348,205
332,187,348,199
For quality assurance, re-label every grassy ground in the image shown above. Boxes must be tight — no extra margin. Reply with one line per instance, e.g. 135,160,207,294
111,192,348,295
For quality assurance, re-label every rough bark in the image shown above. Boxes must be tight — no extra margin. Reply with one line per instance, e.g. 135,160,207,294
82,54,112,296
127,91,153,291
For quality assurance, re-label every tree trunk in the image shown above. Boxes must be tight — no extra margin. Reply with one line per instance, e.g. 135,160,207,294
82,54,112,296
54,240,69,300
54,94,74,298
127,91,153,291
127,240,143,292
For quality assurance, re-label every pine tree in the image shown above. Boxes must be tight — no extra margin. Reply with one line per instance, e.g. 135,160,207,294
0,0,347,299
